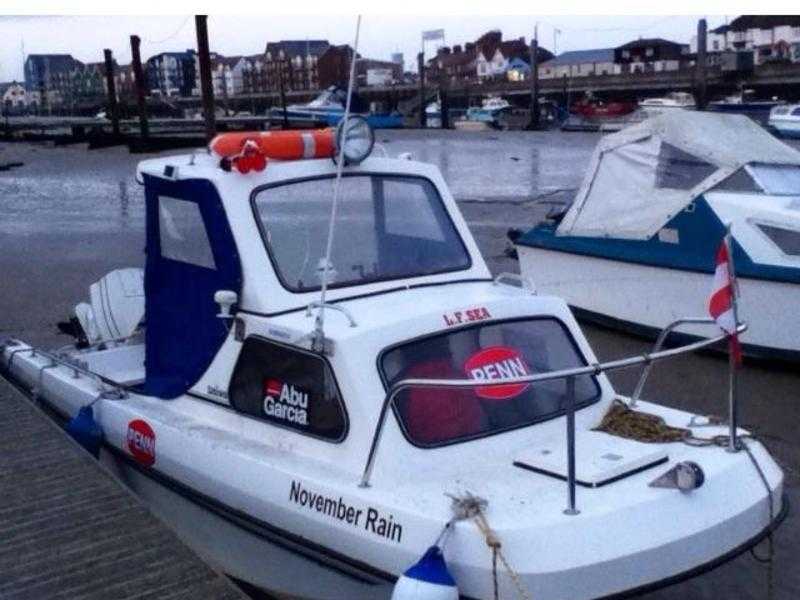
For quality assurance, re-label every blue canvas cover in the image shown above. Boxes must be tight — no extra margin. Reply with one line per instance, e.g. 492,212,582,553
142,174,242,399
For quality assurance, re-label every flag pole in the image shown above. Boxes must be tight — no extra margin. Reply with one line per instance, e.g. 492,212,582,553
724,224,740,453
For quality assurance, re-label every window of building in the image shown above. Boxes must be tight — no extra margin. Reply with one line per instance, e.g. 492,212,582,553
158,196,216,269
645,47,654,57
229,338,348,442
622,50,630,59
381,318,601,447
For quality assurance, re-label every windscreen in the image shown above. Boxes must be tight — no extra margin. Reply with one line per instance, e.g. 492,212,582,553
381,319,601,447
252,174,471,292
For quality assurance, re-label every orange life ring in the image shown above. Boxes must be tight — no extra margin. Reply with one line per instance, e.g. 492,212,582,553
209,129,336,161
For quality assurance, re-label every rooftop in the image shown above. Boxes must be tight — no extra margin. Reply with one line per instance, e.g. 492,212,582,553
616,37,684,50
543,48,615,66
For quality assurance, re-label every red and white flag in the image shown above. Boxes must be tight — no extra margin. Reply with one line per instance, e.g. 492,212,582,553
708,237,742,365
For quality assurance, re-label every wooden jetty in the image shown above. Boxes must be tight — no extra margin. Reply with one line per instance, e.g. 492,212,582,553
0,376,249,600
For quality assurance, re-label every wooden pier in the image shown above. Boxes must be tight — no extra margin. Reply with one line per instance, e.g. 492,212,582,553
0,376,248,600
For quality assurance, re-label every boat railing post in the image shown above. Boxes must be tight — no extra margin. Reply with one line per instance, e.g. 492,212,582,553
725,228,741,453
564,375,579,516
630,317,715,407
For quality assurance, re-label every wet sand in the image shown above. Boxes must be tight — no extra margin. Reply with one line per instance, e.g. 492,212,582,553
0,132,797,599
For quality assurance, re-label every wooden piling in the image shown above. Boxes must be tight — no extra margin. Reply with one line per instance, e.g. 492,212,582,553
103,49,120,137
130,35,150,140
439,73,450,129
417,52,427,129
696,18,708,110
528,31,541,130
195,15,216,141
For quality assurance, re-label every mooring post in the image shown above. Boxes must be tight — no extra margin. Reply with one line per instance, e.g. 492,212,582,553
696,18,708,110
103,49,120,137
279,59,289,129
417,52,427,129
439,73,449,129
528,28,541,130
130,35,150,140
195,15,216,141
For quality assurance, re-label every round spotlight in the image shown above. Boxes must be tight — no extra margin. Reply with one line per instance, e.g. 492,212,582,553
335,115,374,165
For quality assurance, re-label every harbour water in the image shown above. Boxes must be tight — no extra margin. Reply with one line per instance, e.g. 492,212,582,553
0,130,797,599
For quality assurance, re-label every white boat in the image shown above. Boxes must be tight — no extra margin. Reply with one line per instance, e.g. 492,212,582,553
1,118,785,600
516,110,800,362
769,103,800,139
464,96,511,125
638,92,696,117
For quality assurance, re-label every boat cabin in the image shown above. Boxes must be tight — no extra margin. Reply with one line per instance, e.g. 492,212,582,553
522,111,800,283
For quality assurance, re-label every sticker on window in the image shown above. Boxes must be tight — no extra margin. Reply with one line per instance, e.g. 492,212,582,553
263,378,309,426
464,346,531,401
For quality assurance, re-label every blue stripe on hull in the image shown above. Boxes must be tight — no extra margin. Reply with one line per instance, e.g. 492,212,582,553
517,196,800,284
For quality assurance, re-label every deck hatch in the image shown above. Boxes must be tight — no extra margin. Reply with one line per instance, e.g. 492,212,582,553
513,431,669,487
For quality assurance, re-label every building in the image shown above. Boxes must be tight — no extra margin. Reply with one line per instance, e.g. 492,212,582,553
24,54,83,108
428,43,478,83
146,50,196,97
428,30,551,83
539,48,619,79
506,57,530,81
192,54,250,98
264,40,330,92
614,38,687,73
317,44,357,89
241,54,267,94
357,58,403,86
391,52,404,73
1,81,30,113
693,15,800,65
114,64,137,100
71,62,107,102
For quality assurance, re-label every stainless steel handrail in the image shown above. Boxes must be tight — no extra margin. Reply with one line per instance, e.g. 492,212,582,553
358,322,748,505
630,317,717,407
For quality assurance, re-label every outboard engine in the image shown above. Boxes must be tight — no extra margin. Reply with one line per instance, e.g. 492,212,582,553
58,268,144,346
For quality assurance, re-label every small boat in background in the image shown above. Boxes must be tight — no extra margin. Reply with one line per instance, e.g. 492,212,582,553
516,111,800,361
465,96,512,124
708,89,785,125
639,92,696,117
571,97,637,120
270,86,403,129
769,104,800,139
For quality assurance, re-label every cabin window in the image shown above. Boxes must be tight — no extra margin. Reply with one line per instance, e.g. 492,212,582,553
747,164,800,196
380,318,601,448
756,223,800,256
714,168,762,193
157,195,216,269
655,143,716,190
228,337,348,442
252,174,471,292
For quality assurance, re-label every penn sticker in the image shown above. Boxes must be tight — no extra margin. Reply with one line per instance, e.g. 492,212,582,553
464,346,531,401
127,419,156,467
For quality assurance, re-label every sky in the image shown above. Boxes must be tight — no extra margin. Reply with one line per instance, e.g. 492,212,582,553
0,14,732,83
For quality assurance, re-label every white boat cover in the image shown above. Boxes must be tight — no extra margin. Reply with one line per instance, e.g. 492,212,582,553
557,111,800,239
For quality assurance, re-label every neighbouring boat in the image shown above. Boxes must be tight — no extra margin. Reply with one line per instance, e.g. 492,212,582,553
1,118,785,600
638,92,696,117
516,110,800,362
768,103,800,139
708,89,785,125
270,86,403,129
571,98,637,120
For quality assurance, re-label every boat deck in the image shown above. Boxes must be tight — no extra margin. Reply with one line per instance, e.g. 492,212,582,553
0,376,248,600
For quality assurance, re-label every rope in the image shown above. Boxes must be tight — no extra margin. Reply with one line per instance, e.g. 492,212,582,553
596,399,777,567
448,492,532,600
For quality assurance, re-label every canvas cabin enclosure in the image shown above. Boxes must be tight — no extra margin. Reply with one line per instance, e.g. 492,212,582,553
558,111,800,240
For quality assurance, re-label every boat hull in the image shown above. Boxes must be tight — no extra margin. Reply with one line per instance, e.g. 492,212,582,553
516,245,800,362
769,119,800,139
1,341,787,600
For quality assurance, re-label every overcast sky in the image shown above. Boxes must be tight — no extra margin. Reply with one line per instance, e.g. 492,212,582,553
0,15,730,82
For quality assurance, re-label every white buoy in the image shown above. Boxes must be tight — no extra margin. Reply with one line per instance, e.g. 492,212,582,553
391,545,459,600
